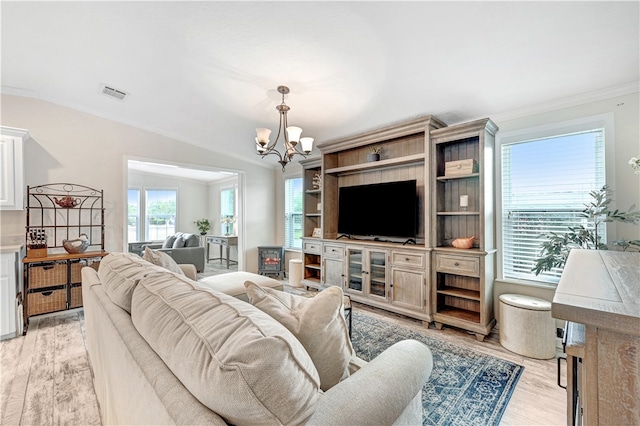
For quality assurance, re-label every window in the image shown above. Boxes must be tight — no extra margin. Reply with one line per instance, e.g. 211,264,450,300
145,189,177,241
220,186,236,235
500,120,606,285
285,177,303,249
127,189,140,242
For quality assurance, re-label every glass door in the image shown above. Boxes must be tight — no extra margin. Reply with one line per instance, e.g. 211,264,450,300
346,248,364,295
367,250,388,299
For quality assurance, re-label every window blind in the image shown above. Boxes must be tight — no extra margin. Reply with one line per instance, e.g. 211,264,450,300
285,178,303,249
501,128,605,283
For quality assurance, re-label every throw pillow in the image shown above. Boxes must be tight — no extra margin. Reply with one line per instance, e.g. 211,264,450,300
162,235,177,249
244,282,354,391
131,272,320,425
143,247,185,276
183,233,200,247
172,236,186,248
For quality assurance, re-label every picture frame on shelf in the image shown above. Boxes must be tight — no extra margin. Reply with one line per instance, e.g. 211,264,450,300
312,228,322,238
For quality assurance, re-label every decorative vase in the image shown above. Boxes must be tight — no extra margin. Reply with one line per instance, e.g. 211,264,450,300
367,153,380,162
452,236,475,249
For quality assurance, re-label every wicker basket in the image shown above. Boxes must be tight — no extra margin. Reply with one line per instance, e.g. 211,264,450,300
70,285,83,308
29,263,67,289
70,262,84,284
28,288,66,316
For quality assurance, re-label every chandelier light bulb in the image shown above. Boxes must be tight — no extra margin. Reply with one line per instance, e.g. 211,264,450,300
255,128,271,146
286,126,303,145
300,137,314,154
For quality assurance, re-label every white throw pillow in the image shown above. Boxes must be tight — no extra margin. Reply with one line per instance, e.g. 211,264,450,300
244,282,354,391
143,247,185,276
131,272,320,425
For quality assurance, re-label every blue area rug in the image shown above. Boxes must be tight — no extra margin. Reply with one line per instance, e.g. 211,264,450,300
351,311,523,426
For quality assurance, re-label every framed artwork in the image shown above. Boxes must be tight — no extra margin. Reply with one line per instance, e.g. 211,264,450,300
312,228,322,238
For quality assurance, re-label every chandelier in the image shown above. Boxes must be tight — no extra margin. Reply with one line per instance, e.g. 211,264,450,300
255,85,313,171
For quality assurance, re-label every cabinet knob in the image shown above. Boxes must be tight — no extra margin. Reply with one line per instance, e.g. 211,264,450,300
390,283,393,287
454,262,460,266
405,257,410,261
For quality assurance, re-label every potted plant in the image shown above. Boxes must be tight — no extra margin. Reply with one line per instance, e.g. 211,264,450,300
194,218,211,235
532,185,640,276
367,146,383,162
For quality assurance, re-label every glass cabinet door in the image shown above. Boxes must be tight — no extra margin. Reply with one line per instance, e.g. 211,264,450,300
346,248,364,294
367,250,388,298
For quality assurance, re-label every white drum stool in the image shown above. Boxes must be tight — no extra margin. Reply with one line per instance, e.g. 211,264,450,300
288,259,303,288
499,294,556,359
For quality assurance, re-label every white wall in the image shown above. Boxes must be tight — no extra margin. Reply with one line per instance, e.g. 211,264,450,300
128,170,210,237
492,90,640,324
0,95,277,272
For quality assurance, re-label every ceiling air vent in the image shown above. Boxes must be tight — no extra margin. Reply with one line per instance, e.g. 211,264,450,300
100,84,128,101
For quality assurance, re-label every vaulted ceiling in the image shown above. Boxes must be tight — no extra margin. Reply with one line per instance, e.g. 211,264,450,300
2,1,638,169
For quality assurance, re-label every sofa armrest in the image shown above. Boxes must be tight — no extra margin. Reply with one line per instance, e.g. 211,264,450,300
307,340,432,426
179,264,198,280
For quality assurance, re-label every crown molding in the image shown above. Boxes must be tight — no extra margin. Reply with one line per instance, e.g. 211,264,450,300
491,81,639,124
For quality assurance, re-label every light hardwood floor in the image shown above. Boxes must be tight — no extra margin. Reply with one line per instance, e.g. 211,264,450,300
1,286,566,425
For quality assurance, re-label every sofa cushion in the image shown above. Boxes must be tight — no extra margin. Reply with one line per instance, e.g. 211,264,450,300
183,233,200,247
244,282,354,391
162,235,177,248
172,236,186,248
97,252,165,313
142,247,185,276
131,272,321,425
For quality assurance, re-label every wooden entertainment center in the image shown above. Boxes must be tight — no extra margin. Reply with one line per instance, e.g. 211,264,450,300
300,116,497,341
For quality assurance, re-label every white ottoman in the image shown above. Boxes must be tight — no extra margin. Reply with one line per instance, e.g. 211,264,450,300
499,294,556,359
289,259,303,288
197,271,284,302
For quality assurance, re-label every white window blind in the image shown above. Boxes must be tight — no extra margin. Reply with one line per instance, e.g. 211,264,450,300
285,178,303,249
501,128,605,284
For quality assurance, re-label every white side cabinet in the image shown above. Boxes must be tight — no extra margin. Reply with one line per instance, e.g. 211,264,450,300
0,126,28,210
1,249,23,339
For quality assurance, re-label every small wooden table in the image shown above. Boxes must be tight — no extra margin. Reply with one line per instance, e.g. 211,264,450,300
205,236,238,269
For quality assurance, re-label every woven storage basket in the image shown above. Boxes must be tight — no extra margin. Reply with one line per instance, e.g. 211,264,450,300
29,263,67,289
70,285,83,308
70,262,83,284
28,289,66,316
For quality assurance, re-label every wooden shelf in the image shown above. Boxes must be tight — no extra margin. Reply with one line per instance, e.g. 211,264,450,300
325,153,425,175
436,211,480,216
305,213,321,217
303,277,321,284
23,250,108,263
437,287,480,301
436,173,480,181
436,306,480,323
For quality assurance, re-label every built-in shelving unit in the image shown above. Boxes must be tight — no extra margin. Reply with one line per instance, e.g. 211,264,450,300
430,119,497,341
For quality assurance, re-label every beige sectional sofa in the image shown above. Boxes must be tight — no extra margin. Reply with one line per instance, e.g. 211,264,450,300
82,252,433,425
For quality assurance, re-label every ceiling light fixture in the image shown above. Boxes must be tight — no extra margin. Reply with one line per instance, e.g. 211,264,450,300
255,85,313,171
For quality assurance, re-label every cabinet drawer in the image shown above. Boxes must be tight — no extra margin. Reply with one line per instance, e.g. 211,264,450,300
27,288,66,316
303,241,322,254
207,237,227,245
435,254,479,277
323,243,344,258
391,251,425,268
29,262,67,289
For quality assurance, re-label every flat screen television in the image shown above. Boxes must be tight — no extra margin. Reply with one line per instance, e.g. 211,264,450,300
337,179,417,239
